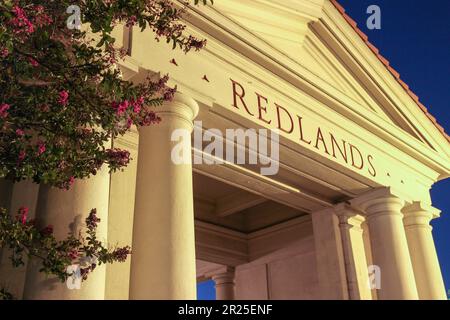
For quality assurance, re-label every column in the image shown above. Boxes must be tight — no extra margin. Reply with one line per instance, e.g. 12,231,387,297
352,188,418,300
129,92,199,300
23,167,110,300
311,208,349,300
105,129,139,300
211,267,235,300
403,202,446,300
335,204,372,300
0,180,39,299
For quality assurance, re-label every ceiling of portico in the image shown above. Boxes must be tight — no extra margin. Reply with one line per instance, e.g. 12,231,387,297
193,172,308,233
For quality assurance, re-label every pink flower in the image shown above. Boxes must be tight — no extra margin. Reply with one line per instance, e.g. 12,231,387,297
68,249,78,260
112,246,132,262
18,150,26,162
37,142,46,155
58,90,69,106
15,129,24,137
41,225,53,236
131,96,144,113
132,103,141,114
40,104,50,112
126,117,133,129
155,75,169,91
60,176,75,190
0,48,9,58
0,103,10,119
28,57,39,67
106,148,131,167
112,100,130,116
34,5,52,27
126,15,137,27
163,87,176,101
86,209,101,230
139,111,161,126
12,6,26,20
18,206,29,225
10,6,35,34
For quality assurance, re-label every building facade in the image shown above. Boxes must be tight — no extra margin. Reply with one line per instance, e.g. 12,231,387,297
0,0,449,300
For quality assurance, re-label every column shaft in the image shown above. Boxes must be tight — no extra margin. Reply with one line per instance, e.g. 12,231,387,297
403,203,446,300
23,168,110,300
336,205,372,300
129,93,198,300
362,196,418,300
212,268,235,300
312,209,349,300
0,180,39,299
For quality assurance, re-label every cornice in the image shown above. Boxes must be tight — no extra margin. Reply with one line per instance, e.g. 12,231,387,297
179,1,450,179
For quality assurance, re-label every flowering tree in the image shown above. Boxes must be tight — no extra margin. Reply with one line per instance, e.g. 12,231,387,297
0,0,211,298
0,207,130,281
0,0,209,186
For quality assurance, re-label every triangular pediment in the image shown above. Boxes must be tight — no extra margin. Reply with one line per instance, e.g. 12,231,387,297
213,0,325,60
213,0,449,158
299,31,394,122
312,0,449,156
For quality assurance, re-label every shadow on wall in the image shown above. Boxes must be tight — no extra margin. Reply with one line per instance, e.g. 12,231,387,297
197,280,216,300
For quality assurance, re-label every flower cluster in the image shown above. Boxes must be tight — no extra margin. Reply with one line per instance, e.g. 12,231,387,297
9,6,35,34
139,111,162,126
112,96,145,116
18,206,28,225
58,91,69,106
33,5,52,28
0,207,131,283
0,1,210,187
86,209,101,230
106,148,131,169
0,103,9,119
112,246,132,263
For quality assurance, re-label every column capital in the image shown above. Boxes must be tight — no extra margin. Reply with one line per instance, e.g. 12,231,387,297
210,266,235,300
208,266,235,281
334,203,365,231
158,92,199,128
350,188,405,219
403,202,441,229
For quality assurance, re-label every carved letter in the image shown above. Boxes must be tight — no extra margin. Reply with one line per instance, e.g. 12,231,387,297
256,92,272,125
230,79,254,116
275,103,294,134
330,133,348,163
298,116,312,145
367,155,377,177
349,144,364,170
314,127,330,155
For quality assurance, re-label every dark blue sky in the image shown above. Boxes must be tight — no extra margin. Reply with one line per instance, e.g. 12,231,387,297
198,0,450,299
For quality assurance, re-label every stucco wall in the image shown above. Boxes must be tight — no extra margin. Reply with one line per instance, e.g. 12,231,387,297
235,236,320,300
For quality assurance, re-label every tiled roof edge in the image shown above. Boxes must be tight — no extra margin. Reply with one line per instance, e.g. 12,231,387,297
330,0,450,144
